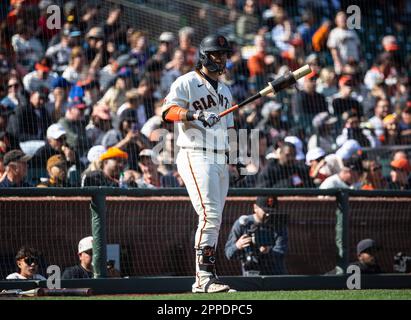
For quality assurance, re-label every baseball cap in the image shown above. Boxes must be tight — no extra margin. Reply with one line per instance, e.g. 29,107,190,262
100,147,128,161
284,136,305,161
390,158,411,172
87,145,106,163
312,112,338,128
69,85,85,100
339,75,353,87
51,76,71,89
305,147,326,165
305,70,318,80
35,57,52,73
47,123,66,140
256,196,278,213
344,156,363,172
159,32,176,43
336,139,362,160
139,149,154,158
78,236,93,254
357,238,380,255
47,154,66,171
3,149,31,166
67,98,87,110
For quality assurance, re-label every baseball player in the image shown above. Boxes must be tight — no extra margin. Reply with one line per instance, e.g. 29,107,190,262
162,34,235,293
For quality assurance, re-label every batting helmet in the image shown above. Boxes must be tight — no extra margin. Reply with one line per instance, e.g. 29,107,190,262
199,34,232,73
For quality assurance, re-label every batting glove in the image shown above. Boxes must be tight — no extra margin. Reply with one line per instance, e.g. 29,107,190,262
196,110,220,127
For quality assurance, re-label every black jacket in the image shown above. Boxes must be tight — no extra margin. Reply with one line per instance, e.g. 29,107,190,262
62,264,93,279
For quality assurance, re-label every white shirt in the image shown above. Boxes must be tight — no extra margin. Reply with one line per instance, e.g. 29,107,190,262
162,71,234,151
319,173,350,189
327,27,360,63
23,71,57,93
6,272,46,280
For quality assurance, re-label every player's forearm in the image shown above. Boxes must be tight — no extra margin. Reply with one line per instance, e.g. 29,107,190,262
163,106,198,122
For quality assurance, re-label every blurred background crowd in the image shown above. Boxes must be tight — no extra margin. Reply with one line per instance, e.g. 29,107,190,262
0,0,411,190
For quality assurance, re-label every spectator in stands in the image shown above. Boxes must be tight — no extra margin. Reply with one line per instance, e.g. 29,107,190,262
368,98,391,141
270,4,293,54
6,247,46,280
86,103,112,146
62,46,86,84
30,123,77,171
102,108,151,170
129,30,150,77
364,52,397,91
382,113,401,145
23,57,56,94
236,0,260,45
48,76,71,122
11,19,44,71
256,100,289,141
336,111,376,148
0,105,19,150
293,70,328,133
256,142,313,188
327,11,360,75
388,158,411,190
99,73,128,114
7,89,53,147
225,196,288,276
153,32,176,66
331,75,362,119
318,166,351,189
308,112,338,153
361,160,387,190
305,147,343,187
117,89,147,130
160,49,185,98
62,236,94,279
349,239,383,274
45,27,78,74
58,98,91,158
316,67,338,102
82,147,127,187
136,149,179,188
398,106,411,145
37,154,69,187
247,35,276,90
1,77,26,111
83,26,106,71
0,149,32,188
178,27,197,70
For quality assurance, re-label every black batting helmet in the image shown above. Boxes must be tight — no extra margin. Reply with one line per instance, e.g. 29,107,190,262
199,34,232,73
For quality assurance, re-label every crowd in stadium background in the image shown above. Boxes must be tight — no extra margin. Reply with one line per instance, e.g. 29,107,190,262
0,0,411,190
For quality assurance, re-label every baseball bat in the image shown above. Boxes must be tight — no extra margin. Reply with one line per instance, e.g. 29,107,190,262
219,64,312,118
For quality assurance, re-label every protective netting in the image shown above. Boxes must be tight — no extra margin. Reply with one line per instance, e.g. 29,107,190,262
1,0,411,189
1,195,410,279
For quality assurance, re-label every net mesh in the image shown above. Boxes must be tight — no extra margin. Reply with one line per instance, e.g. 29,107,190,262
1,194,410,279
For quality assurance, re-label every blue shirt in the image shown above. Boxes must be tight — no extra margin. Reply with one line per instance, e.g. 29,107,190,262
0,177,33,188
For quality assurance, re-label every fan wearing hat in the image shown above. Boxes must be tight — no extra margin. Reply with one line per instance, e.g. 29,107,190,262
0,149,32,187
6,246,46,280
331,75,362,117
23,57,56,94
308,112,338,153
336,111,375,148
225,196,288,276
58,96,91,157
62,46,86,84
37,154,70,187
81,147,128,187
388,158,411,190
348,239,382,274
29,123,77,172
1,76,26,111
62,236,94,279
154,32,176,66
305,147,344,186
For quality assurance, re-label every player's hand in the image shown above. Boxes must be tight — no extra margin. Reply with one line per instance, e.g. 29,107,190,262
236,234,252,250
195,110,220,127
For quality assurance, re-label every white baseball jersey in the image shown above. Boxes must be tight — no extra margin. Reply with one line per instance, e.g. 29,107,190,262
162,70,234,151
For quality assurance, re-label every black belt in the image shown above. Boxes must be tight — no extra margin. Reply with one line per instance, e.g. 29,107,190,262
181,147,228,154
